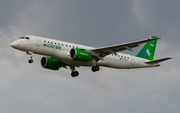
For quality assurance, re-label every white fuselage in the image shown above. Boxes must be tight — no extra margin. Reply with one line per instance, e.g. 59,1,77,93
11,35,156,69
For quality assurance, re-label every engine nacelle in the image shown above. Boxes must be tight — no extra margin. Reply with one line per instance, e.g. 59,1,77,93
41,56,62,70
70,48,91,62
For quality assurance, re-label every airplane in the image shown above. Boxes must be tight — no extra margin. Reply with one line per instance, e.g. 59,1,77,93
11,35,172,77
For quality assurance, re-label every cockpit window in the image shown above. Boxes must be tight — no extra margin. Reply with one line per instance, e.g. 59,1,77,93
19,37,30,40
25,37,30,39
19,37,25,39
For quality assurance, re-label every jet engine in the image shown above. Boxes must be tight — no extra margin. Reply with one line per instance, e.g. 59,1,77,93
41,56,62,70
70,48,91,62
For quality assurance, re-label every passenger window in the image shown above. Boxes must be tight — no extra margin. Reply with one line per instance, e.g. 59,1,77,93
62,44,63,46
58,43,60,45
69,45,71,47
55,43,56,45
44,40,46,42
48,41,49,43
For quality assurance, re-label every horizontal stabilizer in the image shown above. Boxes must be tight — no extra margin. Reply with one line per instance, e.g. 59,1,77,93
145,57,172,64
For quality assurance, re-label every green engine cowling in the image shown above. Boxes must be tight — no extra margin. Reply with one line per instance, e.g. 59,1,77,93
70,48,91,62
41,56,62,70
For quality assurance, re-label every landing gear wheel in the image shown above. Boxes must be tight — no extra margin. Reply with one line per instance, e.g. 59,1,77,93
71,71,79,77
91,65,100,72
95,65,99,71
92,66,96,72
28,59,33,63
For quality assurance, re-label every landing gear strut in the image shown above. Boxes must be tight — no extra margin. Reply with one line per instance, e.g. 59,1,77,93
92,65,100,72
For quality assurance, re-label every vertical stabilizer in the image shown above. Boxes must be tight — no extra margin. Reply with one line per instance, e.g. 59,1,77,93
136,36,158,61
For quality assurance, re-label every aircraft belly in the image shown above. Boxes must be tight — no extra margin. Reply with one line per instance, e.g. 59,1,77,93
102,57,131,69
102,56,150,69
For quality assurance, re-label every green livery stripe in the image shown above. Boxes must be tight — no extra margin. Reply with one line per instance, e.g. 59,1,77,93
136,36,158,61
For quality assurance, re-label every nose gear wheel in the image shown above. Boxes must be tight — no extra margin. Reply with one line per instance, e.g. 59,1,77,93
28,59,33,63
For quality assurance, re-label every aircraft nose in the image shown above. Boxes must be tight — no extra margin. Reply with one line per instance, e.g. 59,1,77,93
10,41,18,48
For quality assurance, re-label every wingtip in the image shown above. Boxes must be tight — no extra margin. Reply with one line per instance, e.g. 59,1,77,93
148,37,162,40
168,57,173,59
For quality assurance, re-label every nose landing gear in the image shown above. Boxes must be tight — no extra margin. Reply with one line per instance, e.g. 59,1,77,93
27,51,33,64
28,57,33,63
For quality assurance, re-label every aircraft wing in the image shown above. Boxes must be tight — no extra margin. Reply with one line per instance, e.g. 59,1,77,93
90,38,161,58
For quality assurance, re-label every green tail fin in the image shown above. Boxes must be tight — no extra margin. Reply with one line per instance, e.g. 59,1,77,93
136,36,158,61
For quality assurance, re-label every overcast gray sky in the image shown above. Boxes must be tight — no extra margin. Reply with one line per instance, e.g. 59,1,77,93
0,0,179,113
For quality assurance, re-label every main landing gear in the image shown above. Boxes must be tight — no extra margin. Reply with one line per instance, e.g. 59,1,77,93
91,65,100,72
70,65,99,77
27,51,33,64
70,65,79,77
70,65,100,77
71,71,79,77
91,58,100,72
